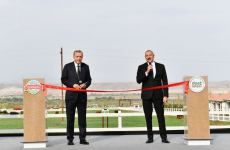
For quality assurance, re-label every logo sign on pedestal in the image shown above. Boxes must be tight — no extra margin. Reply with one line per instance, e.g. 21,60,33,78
24,80,42,95
189,76,206,93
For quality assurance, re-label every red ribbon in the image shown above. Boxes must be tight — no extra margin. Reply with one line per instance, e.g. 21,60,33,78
41,81,189,95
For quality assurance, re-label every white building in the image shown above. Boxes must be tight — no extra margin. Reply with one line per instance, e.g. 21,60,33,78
209,93,230,111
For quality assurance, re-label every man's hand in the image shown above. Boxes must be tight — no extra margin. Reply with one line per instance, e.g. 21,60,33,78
146,64,153,74
163,97,168,104
73,84,81,89
79,84,86,89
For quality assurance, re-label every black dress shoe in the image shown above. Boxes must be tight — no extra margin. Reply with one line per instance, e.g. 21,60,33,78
68,140,74,145
146,139,154,144
80,140,89,145
162,138,170,143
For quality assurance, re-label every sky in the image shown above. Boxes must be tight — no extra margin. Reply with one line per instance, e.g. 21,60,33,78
0,0,229,84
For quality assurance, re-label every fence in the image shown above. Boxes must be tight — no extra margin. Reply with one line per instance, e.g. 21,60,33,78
0,108,229,131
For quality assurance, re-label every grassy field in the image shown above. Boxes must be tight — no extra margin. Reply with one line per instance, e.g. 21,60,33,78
1,116,230,129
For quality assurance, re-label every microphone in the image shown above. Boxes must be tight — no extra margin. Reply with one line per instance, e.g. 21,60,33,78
148,61,153,71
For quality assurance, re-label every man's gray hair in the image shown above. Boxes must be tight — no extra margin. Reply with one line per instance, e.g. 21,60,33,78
73,50,83,56
145,49,155,55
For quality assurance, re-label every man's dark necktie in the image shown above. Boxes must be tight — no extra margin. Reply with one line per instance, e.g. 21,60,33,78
148,62,154,78
77,64,82,82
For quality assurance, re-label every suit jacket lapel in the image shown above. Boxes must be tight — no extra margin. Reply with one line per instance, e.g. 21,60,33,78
144,62,148,69
155,62,159,78
80,64,85,78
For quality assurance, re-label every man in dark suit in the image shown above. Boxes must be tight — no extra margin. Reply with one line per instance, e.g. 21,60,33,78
61,50,92,145
136,50,170,144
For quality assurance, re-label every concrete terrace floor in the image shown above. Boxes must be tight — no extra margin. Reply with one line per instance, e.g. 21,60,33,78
0,134,230,150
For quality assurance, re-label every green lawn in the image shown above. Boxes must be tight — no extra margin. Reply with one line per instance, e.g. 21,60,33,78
122,116,185,127
1,116,230,130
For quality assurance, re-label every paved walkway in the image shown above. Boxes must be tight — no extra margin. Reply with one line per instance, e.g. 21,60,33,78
0,134,229,150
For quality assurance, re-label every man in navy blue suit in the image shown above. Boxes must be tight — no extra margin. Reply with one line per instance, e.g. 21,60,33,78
136,50,170,144
61,50,92,145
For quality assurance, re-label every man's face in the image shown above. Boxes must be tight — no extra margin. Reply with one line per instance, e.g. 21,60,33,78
73,52,83,64
145,51,154,63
